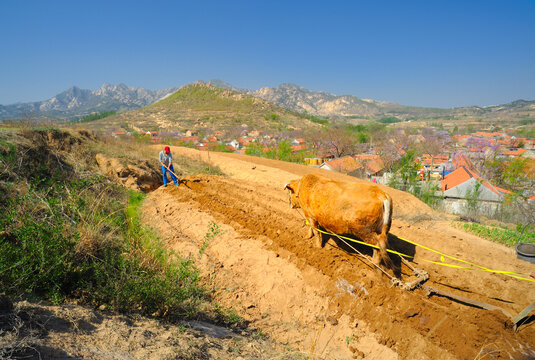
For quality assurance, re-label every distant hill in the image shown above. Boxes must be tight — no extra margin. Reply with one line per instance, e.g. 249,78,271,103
209,80,446,118
85,82,320,132
208,80,535,124
3,80,534,126
0,83,179,120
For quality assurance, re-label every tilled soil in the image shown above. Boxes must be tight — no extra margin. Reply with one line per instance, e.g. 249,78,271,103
143,146,535,360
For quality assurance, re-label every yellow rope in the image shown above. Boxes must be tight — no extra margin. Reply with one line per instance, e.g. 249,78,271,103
305,221,535,283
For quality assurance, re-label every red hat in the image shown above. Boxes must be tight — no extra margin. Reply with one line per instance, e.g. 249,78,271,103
164,146,170,153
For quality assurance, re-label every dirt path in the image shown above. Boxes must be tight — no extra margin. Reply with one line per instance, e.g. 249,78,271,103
143,146,535,359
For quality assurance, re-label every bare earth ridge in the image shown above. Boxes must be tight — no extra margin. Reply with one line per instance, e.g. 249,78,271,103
141,146,535,360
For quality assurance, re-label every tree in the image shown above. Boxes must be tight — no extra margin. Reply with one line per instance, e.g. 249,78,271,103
388,149,420,191
245,143,263,157
276,140,292,161
366,122,387,144
323,128,356,158
464,181,483,218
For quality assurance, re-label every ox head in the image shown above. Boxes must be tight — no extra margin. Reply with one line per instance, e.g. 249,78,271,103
283,179,301,209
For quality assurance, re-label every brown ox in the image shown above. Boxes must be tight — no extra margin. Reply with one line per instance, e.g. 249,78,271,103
284,173,393,267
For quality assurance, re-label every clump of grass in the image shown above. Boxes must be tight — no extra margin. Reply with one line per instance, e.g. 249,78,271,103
212,304,246,327
453,221,535,246
199,222,221,258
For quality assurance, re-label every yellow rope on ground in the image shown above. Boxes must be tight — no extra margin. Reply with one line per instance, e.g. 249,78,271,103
305,221,535,283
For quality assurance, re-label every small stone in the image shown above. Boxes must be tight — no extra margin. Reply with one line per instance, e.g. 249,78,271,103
403,308,419,318
327,316,338,326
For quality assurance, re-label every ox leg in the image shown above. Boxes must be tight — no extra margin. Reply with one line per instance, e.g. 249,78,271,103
372,248,381,266
371,230,393,269
307,219,323,248
306,218,315,239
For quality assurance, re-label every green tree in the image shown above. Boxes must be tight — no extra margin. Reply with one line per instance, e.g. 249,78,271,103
276,140,292,161
388,149,420,191
464,180,482,219
245,143,264,157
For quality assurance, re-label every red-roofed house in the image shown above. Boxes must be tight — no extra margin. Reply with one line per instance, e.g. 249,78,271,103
238,138,250,147
452,153,474,170
442,166,510,201
352,154,385,176
178,136,199,145
363,159,384,176
291,144,308,152
524,139,535,150
441,166,513,215
501,149,527,157
421,154,449,168
321,156,364,177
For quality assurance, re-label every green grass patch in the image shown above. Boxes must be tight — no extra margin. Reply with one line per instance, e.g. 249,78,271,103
453,221,535,246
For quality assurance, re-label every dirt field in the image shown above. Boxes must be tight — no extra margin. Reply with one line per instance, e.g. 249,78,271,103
142,146,535,360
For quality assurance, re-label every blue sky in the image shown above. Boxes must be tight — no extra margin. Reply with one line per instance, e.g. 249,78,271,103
1,0,534,108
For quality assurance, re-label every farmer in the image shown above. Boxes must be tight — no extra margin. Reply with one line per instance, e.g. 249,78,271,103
159,146,178,187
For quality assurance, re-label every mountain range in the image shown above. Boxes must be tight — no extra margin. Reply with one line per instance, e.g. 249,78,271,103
1,80,534,124
209,80,535,123
0,83,178,120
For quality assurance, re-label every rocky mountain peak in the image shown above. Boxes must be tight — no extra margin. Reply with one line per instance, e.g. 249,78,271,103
0,83,179,120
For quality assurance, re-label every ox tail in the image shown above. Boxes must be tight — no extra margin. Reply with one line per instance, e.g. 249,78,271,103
383,195,393,230
380,195,394,269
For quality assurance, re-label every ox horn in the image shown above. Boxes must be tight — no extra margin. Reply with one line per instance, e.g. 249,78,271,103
283,183,290,190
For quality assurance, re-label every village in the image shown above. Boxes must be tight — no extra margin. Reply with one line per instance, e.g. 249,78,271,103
110,125,535,220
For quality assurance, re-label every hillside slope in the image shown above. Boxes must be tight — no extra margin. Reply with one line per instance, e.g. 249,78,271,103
0,127,306,359
143,145,535,360
85,82,319,132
